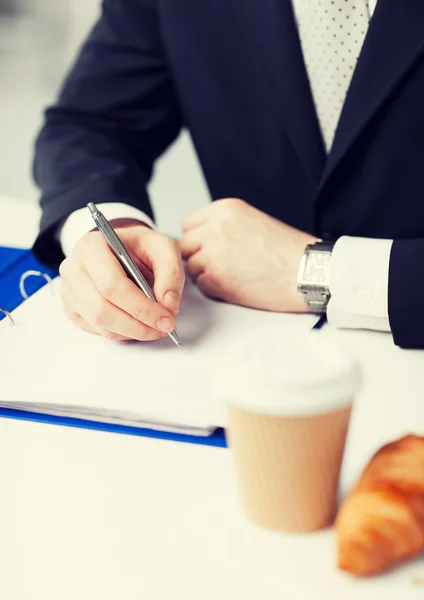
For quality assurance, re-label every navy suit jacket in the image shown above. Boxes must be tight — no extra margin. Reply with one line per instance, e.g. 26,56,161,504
33,0,424,348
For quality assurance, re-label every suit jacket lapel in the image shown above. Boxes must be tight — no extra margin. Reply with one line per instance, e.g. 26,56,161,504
320,0,424,190
235,0,326,186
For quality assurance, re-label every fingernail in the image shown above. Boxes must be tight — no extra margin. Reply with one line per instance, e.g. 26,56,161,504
157,317,174,332
164,291,180,311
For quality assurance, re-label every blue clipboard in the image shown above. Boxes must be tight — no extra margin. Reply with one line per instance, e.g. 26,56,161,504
0,246,227,447
0,246,57,319
0,246,27,272
0,408,227,448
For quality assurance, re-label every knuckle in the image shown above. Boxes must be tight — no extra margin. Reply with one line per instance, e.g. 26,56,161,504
93,301,109,327
102,329,122,342
205,272,219,287
65,310,85,330
223,198,243,218
99,279,118,301
204,267,221,287
151,332,164,342
132,323,160,342
186,260,195,277
178,270,186,286
210,219,226,235
134,303,147,322
137,325,155,340
161,235,178,252
186,266,196,281
170,263,185,283
71,315,83,328
197,277,210,295
227,197,244,208
216,197,241,210
64,307,76,322
145,329,163,341
211,199,241,227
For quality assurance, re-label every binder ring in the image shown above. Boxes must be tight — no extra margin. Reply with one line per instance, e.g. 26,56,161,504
0,308,14,327
19,270,53,300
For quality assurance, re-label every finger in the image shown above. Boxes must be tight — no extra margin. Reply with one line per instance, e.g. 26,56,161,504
196,273,223,301
181,205,212,232
78,234,177,332
65,307,131,341
63,304,98,335
60,279,133,340
65,308,168,342
61,261,166,341
186,251,206,281
178,231,203,259
78,269,165,340
59,276,100,334
131,232,185,314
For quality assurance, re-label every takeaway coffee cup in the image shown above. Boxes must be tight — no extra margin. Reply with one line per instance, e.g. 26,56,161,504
219,332,360,533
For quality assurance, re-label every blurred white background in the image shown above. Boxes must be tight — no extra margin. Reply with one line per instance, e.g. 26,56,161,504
0,0,209,236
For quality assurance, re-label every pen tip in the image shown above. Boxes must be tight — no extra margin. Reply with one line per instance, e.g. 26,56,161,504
169,330,181,347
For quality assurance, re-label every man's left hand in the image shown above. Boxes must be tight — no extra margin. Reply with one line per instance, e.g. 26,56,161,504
179,198,317,312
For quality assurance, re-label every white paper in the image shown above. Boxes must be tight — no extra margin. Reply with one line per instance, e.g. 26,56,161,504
0,280,318,432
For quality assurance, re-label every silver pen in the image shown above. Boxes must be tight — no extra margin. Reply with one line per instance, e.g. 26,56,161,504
87,202,181,347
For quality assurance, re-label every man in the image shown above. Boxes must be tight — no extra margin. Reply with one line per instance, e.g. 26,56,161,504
33,0,424,348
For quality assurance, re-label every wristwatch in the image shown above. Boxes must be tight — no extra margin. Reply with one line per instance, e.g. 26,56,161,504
297,241,335,314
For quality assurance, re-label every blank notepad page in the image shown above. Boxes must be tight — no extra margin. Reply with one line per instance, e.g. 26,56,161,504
0,279,318,431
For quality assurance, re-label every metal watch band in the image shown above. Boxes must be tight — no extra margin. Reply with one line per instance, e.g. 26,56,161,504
298,240,335,314
303,288,331,314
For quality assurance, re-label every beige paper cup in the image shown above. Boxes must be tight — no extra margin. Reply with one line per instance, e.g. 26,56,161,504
218,332,360,533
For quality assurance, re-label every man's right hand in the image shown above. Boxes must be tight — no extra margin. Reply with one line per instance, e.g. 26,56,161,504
59,219,185,341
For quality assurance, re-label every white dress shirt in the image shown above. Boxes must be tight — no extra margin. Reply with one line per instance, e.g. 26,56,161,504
59,0,392,333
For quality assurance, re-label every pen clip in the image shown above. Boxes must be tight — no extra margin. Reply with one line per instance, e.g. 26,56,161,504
88,205,126,257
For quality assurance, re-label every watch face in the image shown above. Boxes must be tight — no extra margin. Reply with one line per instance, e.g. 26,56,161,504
303,252,331,284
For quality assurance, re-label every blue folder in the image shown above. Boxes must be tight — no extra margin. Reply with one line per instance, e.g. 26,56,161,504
0,246,27,272
0,408,227,447
0,246,57,319
0,246,227,447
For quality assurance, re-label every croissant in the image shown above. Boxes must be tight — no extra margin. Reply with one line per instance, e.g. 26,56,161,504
336,434,424,577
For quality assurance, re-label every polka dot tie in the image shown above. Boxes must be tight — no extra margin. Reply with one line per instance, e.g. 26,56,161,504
292,1,372,152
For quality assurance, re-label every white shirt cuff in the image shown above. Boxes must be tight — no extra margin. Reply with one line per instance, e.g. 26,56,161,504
327,236,393,333
57,203,156,257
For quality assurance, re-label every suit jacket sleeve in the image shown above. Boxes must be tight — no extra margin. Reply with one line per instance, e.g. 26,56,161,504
388,239,424,349
33,0,182,270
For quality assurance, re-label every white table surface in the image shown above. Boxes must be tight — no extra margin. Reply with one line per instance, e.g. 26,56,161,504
1,197,424,600
0,196,41,249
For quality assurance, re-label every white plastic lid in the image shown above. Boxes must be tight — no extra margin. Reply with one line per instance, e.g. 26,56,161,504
216,331,361,416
